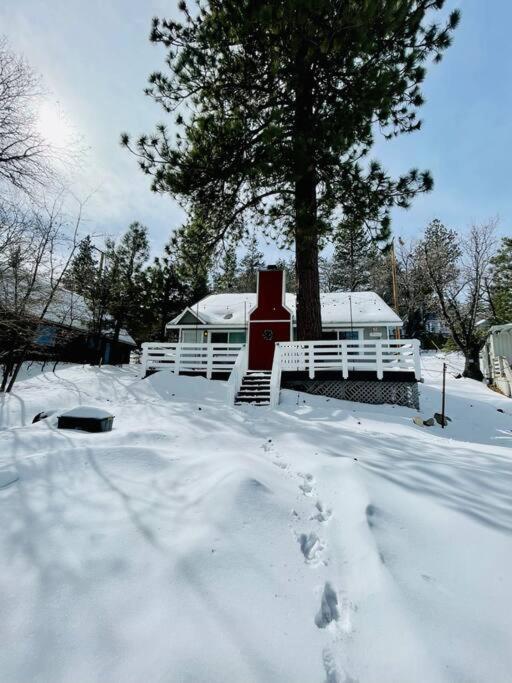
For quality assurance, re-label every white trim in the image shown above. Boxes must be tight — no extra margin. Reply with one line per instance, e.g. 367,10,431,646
249,319,292,324
168,324,245,330
170,306,206,326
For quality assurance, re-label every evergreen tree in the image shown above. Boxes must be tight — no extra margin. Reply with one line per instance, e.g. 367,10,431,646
237,234,264,292
329,222,379,292
63,235,117,358
213,246,239,292
489,236,512,323
172,217,213,304
108,222,150,345
62,236,97,296
275,257,296,294
123,0,459,339
139,243,189,341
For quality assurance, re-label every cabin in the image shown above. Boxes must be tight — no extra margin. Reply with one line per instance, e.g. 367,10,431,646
481,323,512,397
141,266,421,409
166,288,403,345
2,284,136,366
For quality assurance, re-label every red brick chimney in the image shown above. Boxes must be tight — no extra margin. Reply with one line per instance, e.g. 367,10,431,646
248,267,291,370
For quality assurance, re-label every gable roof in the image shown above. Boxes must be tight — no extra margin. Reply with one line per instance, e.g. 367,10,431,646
1,277,136,345
168,291,402,327
172,307,207,326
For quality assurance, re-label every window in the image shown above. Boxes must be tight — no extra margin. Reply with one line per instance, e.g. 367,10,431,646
34,325,57,347
228,331,246,344
182,329,205,343
211,332,229,343
210,330,246,344
338,330,361,341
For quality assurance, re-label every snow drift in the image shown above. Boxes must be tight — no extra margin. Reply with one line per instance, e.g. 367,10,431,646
0,355,511,683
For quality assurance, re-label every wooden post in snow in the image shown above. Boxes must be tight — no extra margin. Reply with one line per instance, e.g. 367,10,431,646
441,362,447,429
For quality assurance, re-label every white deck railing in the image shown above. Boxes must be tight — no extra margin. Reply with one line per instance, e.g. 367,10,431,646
226,344,248,404
140,342,244,379
275,339,422,381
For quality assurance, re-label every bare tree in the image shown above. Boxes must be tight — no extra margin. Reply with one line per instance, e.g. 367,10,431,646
0,192,85,391
0,37,52,194
420,219,497,380
395,237,435,339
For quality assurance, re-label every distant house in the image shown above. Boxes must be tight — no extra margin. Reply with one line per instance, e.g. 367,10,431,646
2,284,136,365
167,290,403,344
424,313,450,337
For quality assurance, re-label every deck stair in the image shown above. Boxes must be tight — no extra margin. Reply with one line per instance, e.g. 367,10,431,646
235,371,271,405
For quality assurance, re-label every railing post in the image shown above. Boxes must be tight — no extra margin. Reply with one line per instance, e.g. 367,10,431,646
175,344,181,376
413,339,421,380
308,343,315,379
206,345,213,379
341,341,349,379
140,343,148,378
376,341,383,380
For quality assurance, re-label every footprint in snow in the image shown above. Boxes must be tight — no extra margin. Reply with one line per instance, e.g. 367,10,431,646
322,648,341,683
311,500,332,523
315,582,340,628
273,460,288,470
298,472,315,495
298,532,324,565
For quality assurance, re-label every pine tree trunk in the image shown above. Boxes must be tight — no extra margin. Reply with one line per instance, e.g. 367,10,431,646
463,344,483,381
295,213,322,341
293,40,322,341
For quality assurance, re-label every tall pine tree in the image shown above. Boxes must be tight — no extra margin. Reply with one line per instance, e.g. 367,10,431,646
213,246,239,292
139,243,189,341
237,234,264,292
108,222,150,345
123,0,459,339
329,222,379,292
62,236,97,297
489,236,512,324
172,216,213,304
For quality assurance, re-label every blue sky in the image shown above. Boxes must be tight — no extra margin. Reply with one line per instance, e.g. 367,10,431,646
1,0,509,258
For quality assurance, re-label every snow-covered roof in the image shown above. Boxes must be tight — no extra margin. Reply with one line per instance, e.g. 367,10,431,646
168,291,402,327
37,288,136,345
1,278,136,345
489,323,512,334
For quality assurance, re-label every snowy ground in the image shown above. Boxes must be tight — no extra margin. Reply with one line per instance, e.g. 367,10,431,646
0,354,511,683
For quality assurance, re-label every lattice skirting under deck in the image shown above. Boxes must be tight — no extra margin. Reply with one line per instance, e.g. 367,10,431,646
282,379,420,410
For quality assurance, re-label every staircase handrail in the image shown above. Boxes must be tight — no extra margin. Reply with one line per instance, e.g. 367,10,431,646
227,344,248,404
269,344,282,408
